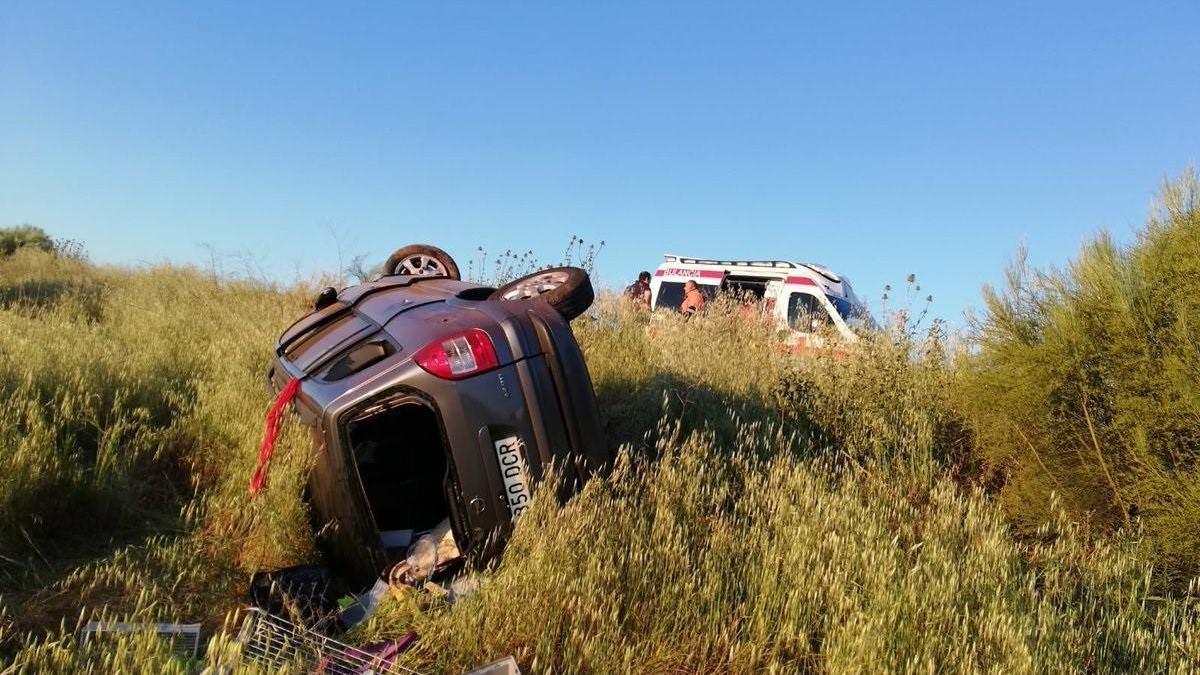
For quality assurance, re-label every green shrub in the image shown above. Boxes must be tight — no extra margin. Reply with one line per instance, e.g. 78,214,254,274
0,225,55,257
959,168,1200,583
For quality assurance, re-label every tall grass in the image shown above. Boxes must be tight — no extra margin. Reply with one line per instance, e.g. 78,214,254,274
338,301,1195,672
346,434,1197,673
0,249,315,638
1,233,1197,672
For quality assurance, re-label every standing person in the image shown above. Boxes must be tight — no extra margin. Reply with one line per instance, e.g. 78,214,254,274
624,271,652,306
680,279,706,316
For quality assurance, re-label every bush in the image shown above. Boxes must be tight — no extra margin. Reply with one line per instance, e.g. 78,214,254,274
0,225,55,257
958,168,1200,583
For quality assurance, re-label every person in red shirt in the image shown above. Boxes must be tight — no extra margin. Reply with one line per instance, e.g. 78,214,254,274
680,280,706,316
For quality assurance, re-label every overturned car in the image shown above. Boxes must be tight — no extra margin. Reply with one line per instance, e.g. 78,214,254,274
267,245,609,587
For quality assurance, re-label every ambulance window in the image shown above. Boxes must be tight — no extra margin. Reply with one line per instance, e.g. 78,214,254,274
826,294,878,332
721,276,769,302
655,282,685,310
788,292,832,331
656,281,718,311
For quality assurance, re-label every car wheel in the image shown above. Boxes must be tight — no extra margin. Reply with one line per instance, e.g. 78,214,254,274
489,266,594,320
383,244,461,280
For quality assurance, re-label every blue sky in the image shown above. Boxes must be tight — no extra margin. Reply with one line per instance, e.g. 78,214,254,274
3,2,1197,324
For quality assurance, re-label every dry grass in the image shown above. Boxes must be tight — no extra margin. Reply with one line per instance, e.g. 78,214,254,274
0,246,1196,673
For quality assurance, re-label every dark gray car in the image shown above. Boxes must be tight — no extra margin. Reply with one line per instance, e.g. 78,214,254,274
268,245,609,586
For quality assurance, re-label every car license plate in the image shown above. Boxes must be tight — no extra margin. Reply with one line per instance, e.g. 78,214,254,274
493,435,531,519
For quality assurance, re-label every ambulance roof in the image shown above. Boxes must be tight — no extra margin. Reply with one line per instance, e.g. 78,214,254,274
656,254,848,289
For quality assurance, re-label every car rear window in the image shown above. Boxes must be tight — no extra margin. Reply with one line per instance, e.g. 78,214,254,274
320,339,395,381
284,313,376,371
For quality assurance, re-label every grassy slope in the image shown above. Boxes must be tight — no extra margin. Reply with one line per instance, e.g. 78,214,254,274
0,247,1196,673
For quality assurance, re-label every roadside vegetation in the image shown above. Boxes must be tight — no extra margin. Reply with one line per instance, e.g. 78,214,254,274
0,225,56,258
1,170,1197,672
958,168,1200,586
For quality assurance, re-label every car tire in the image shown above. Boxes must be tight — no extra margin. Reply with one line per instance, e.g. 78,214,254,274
383,244,461,280
313,286,338,310
489,266,594,320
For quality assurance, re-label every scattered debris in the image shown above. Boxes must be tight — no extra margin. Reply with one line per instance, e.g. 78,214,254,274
247,564,345,632
235,606,420,674
445,575,481,603
78,620,202,659
388,517,463,587
379,529,414,549
337,577,391,629
465,656,523,675
356,635,420,671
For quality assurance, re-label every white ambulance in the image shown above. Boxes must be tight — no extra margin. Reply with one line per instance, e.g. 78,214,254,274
648,254,876,348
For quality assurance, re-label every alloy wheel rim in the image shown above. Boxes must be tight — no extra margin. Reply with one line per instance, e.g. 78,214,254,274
502,270,570,300
396,254,446,277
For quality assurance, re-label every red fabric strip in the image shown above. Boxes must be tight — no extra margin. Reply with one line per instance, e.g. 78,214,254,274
250,377,301,497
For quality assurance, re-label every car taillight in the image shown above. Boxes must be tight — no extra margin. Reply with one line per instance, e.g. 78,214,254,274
413,328,500,380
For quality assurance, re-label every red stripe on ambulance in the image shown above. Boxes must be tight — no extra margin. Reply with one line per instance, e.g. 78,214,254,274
656,268,725,279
